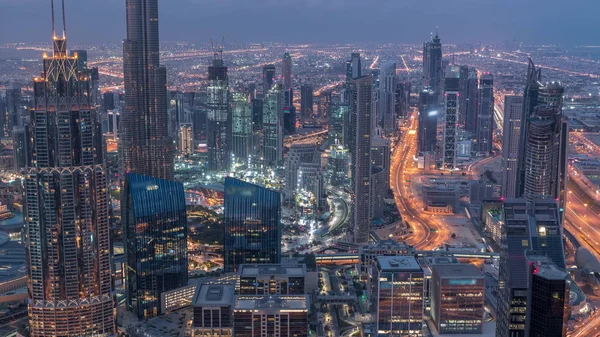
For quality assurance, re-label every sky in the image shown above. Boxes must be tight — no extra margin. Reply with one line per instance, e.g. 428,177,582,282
0,0,598,46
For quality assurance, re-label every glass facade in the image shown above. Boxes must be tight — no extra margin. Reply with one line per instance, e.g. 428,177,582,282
223,178,281,272
124,173,188,319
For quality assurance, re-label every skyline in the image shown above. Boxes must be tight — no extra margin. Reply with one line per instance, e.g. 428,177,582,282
1,0,600,46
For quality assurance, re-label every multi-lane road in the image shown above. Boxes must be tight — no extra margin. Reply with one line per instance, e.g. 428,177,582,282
390,110,449,250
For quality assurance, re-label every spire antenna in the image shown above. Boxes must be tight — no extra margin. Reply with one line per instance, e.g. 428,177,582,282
61,0,67,39
435,26,439,37
51,0,56,38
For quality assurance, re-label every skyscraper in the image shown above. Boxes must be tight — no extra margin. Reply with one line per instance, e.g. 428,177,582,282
371,135,390,220
348,76,373,244
25,5,115,333
458,65,469,127
443,66,461,170
380,62,397,133
262,85,284,167
124,173,188,319
12,126,27,172
282,52,293,90
501,96,523,198
207,52,231,172
178,123,194,157
465,69,479,134
5,84,21,135
231,93,253,168
476,74,494,153
300,85,314,119
122,0,173,180
423,32,443,102
418,88,438,153
223,178,281,272
328,103,348,146
351,52,362,79
262,64,276,94
496,198,565,337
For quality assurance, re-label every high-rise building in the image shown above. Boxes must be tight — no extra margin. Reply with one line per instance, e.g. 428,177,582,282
380,62,397,133
238,264,307,295
476,74,494,153
501,96,523,198
328,145,351,187
283,105,296,135
5,84,21,135
282,52,293,90
525,252,570,337
178,123,194,157
70,49,100,107
124,173,188,319
442,66,461,170
348,76,373,244
496,198,565,337
251,98,263,132
458,65,469,127
103,91,115,110
207,53,231,172
465,69,479,134
285,143,321,203
223,178,281,272
372,256,424,336
430,264,485,334
418,88,438,153
122,0,173,180
423,33,443,102
262,64,276,94
262,85,284,167
25,9,115,333
350,52,362,79
12,126,27,172
192,282,235,337
300,85,314,119
231,93,253,169
328,103,348,146
371,135,390,220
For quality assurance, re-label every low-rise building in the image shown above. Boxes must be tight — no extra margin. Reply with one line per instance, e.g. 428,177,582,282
233,295,309,337
192,282,236,337
238,264,307,295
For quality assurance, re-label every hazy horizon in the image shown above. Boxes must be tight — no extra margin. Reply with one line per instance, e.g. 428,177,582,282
0,0,599,46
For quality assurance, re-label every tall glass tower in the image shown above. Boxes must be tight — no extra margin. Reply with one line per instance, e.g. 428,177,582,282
122,0,173,180
231,93,252,169
124,173,188,319
262,84,283,167
282,52,293,90
25,3,115,334
223,178,281,272
207,52,230,172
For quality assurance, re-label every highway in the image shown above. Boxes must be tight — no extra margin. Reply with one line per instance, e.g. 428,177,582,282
390,110,449,250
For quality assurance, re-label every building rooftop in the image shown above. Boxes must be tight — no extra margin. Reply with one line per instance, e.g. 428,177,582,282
239,264,306,277
432,263,484,279
234,295,308,311
376,255,422,272
192,282,235,307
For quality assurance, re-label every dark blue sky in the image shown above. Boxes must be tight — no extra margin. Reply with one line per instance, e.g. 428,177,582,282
0,0,598,45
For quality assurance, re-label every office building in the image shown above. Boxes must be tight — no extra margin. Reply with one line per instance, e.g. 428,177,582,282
496,198,565,337
423,33,443,102
525,252,569,337
380,62,397,133
231,93,253,169
103,91,115,110
442,66,461,170
465,69,479,134
124,173,188,319
12,126,27,172
232,295,309,337
349,52,362,80
178,123,194,157
262,64,276,94
262,85,284,167
238,264,306,295
251,98,263,132
300,85,314,119
328,145,351,187
348,76,373,244
371,135,390,220
207,52,231,172
372,256,424,337
282,52,293,90
122,0,173,180
283,105,296,135
223,178,281,272
501,96,523,198
169,91,186,138
418,88,438,153
431,264,485,334
458,65,469,126
328,103,348,146
476,74,494,153
193,282,235,337
297,163,325,210
25,9,115,333
5,84,21,134
359,240,414,274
